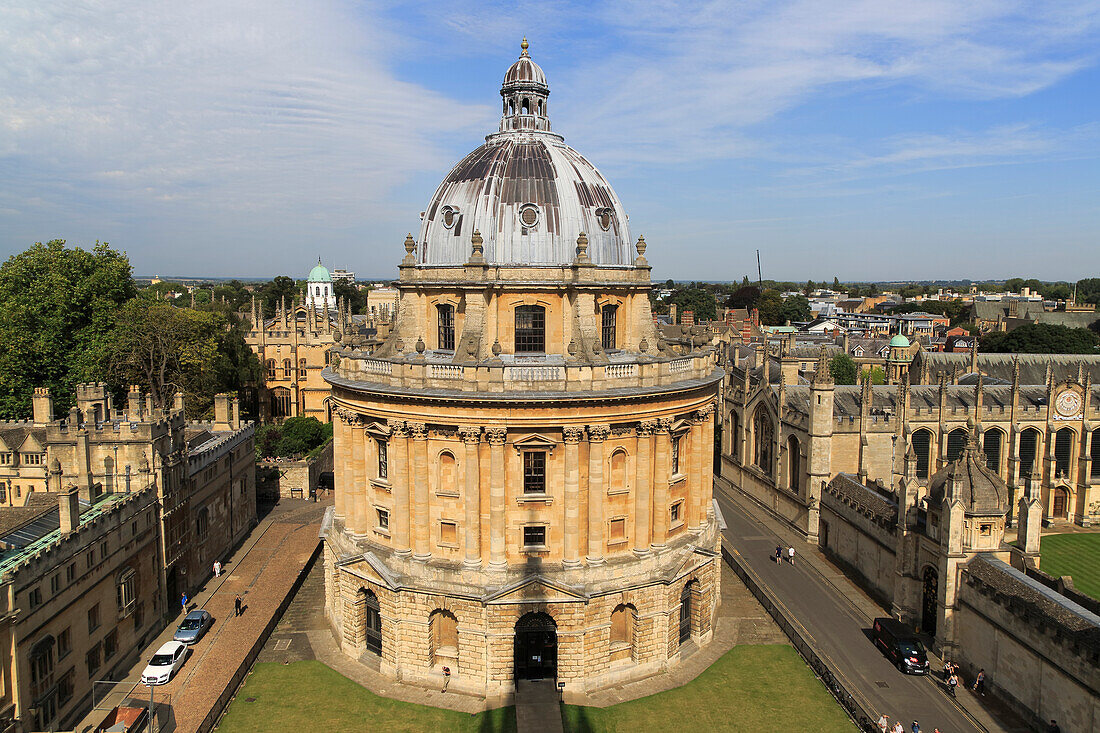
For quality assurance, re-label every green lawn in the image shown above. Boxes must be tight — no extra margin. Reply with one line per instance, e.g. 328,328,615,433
562,645,852,733
1040,533,1100,600
216,661,516,733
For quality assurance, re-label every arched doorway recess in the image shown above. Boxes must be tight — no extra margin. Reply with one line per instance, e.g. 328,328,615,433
514,612,557,680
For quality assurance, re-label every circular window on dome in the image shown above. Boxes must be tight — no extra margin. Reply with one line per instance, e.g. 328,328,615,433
519,204,540,229
597,208,613,231
441,206,458,229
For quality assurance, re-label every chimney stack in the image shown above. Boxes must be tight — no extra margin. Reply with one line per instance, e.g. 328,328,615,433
59,485,81,534
173,391,185,413
127,386,143,419
231,396,241,430
213,393,231,431
32,387,53,426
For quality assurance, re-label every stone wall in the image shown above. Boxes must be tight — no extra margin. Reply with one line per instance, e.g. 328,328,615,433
956,557,1100,731
819,487,898,605
260,441,333,499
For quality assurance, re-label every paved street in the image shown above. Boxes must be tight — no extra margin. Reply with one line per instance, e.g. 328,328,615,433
715,479,1030,733
75,498,327,733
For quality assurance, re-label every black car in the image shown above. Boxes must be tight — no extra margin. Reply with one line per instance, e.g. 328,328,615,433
871,617,930,675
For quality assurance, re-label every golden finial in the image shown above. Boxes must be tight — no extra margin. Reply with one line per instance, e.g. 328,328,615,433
521,37,529,55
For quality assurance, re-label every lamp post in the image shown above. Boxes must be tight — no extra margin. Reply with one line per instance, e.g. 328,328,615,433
147,682,156,733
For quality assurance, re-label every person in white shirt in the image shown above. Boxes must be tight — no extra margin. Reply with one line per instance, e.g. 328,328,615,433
787,546,795,566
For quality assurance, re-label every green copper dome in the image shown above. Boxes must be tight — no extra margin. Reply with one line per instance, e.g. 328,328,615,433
889,334,910,348
308,259,331,283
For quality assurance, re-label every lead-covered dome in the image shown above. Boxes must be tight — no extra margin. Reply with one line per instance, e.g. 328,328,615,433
927,431,1008,516
416,40,632,267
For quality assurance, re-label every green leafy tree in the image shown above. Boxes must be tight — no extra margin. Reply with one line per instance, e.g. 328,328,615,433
724,286,761,310
829,354,858,385
980,323,1099,354
779,294,812,324
833,277,841,290
106,300,262,418
756,289,785,326
0,240,136,418
333,280,366,314
259,276,299,317
669,287,717,322
1076,278,1100,306
256,417,332,458
861,366,886,384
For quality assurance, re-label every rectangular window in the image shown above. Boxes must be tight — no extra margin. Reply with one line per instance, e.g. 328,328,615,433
523,451,546,494
28,586,42,609
514,305,545,353
609,517,626,542
670,501,683,525
117,571,136,617
58,627,71,658
440,521,457,545
88,603,100,633
23,452,43,465
50,574,60,594
0,452,10,465
671,436,681,475
601,305,617,351
437,304,455,351
196,507,210,542
66,563,75,583
57,668,75,705
522,525,547,548
376,508,389,531
86,644,101,676
104,629,118,660
377,439,388,479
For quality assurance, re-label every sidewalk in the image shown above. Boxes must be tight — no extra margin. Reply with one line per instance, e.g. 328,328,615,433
716,477,1031,733
75,498,328,733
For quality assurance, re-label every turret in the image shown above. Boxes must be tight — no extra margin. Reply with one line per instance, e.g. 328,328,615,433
32,387,54,426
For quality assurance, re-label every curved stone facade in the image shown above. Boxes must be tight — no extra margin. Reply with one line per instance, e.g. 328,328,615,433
320,43,723,700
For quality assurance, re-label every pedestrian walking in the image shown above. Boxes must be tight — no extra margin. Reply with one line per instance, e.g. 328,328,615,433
234,593,243,617
911,721,920,733
181,592,188,612
442,666,451,692
892,722,904,733
213,560,222,577
775,545,783,564
788,546,795,566
947,672,958,697
972,668,986,695
1047,720,1061,733
877,713,888,732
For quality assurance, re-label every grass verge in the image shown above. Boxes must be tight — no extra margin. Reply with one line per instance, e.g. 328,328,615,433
1039,532,1100,600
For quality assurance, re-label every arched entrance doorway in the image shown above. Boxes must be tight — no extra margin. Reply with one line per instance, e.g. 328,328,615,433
1052,487,1069,519
514,612,557,680
359,589,382,656
679,583,695,644
921,566,938,637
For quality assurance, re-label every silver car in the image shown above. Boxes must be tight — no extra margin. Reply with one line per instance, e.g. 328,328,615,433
173,609,213,644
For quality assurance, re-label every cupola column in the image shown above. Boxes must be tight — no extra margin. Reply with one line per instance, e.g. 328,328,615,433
652,418,673,549
391,423,412,556
562,427,584,567
460,427,483,568
633,421,656,554
409,423,430,561
349,419,368,538
586,425,610,565
486,428,508,570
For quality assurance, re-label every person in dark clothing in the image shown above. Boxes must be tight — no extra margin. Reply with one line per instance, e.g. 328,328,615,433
1046,721,1060,733
775,545,783,563
972,668,986,695
234,593,243,617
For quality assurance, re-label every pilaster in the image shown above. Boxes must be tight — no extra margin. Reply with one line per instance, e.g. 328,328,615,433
633,421,656,555
486,428,507,570
460,426,482,568
562,427,584,567
586,424,610,565
409,422,430,561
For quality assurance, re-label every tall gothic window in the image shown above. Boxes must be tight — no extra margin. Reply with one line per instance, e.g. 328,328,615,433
1055,428,1074,478
753,406,774,475
515,305,545,353
601,305,617,350
912,429,932,479
437,304,455,351
1018,428,1039,479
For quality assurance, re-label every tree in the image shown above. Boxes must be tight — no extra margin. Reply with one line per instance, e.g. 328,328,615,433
333,280,366,314
833,276,841,290
258,275,299,317
980,323,1099,354
0,240,135,419
1076,278,1100,306
861,366,886,384
669,287,717,322
107,300,262,419
724,286,760,310
756,289,785,326
779,294,812,324
829,354,858,385
664,279,675,290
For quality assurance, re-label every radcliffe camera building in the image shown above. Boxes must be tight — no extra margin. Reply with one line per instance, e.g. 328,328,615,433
321,41,722,698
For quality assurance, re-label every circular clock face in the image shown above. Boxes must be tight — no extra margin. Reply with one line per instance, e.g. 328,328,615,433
1055,390,1082,418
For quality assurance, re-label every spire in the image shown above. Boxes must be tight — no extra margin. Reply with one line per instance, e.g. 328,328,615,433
811,346,833,387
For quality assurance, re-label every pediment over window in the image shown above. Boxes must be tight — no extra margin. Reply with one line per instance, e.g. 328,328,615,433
512,433,557,454
363,421,391,439
669,419,693,435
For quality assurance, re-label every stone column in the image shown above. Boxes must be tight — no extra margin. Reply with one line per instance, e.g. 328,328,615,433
459,426,482,568
390,423,412,556
586,425,610,565
562,427,585,568
689,415,706,530
652,418,672,549
333,411,348,521
701,403,716,520
486,428,508,571
349,416,367,537
633,421,656,554
409,422,430,561
692,405,715,528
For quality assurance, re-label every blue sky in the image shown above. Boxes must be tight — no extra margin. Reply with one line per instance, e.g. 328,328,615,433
1,1,1098,281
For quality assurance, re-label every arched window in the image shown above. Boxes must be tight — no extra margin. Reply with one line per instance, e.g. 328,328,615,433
437,304,455,351
983,429,1004,474
912,429,932,480
1055,428,1075,478
515,305,545,353
358,588,382,656
679,581,697,644
1019,428,1040,480
753,406,774,475
266,359,276,379
298,358,307,376
609,603,636,662
601,304,618,350
946,428,967,462
282,359,292,377
729,411,740,460
29,636,54,698
521,98,530,114
609,450,627,493
272,388,291,418
439,452,456,494
1091,428,1100,479
429,609,458,666
116,568,136,616
787,435,800,492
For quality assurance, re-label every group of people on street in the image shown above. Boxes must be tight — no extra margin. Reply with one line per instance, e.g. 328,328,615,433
942,659,960,697
875,717,939,733
774,544,795,566
178,558,245,617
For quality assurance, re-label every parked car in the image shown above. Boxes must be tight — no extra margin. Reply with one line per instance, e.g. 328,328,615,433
174,609,214,644
871,617,930,675
141,641,190,685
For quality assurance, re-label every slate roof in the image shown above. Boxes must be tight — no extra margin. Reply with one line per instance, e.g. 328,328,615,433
915,352,1100,384
0,424,47,451
824,473,899,525
928,437,1008,516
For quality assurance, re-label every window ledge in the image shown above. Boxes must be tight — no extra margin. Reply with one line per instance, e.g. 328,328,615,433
607,538,628,547
370,478,391,491
516,493,553,504
522,545,550,553
373,527,391,538
435,491,460,499
606,488,630,496
669,473,687,487
437,542,459,549
669,521,685,532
